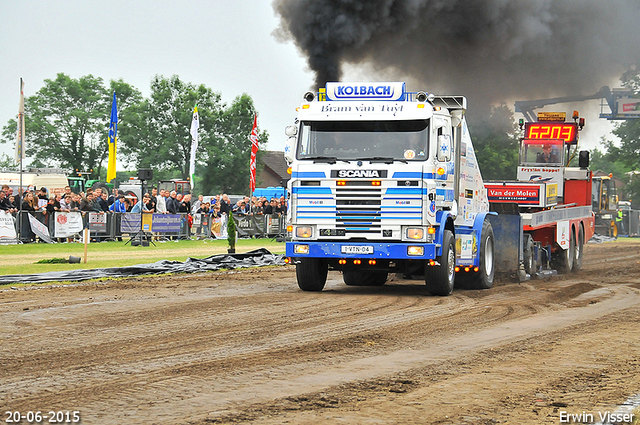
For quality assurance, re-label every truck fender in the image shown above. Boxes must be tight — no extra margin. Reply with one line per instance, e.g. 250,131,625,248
472,212,498,262
434,210,454,257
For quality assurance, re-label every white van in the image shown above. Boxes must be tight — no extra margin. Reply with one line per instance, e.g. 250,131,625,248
0,170,69,197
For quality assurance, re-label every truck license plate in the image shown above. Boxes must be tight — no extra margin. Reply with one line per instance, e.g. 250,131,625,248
341,245,374,254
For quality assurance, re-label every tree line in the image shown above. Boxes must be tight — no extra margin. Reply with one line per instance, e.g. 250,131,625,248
2,69,639,200
1,73,268,195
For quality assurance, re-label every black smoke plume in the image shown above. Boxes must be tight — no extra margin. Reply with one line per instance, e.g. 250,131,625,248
273,0,640,108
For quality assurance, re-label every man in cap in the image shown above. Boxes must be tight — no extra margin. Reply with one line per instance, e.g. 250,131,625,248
537,144,559,164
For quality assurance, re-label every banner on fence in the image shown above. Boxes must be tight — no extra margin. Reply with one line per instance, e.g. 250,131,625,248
121,213,141,233
28,213,53,243
120,213,181,233
89,212,107,233
151,214,181,232
0,211,17,244
54,212,84,238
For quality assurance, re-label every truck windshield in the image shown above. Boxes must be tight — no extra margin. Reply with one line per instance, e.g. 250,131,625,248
520,139,565,166
297,119,429,161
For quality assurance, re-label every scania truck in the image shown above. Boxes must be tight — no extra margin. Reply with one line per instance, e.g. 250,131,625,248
283,82,494,295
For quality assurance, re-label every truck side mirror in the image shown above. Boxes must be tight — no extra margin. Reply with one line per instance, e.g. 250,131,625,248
437,134,452,162
285,125,298,137
578,150,589,168
284,136,296,164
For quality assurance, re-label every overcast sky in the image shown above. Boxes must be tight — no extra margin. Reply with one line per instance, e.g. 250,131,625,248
0,0,619,164
0,0,315,160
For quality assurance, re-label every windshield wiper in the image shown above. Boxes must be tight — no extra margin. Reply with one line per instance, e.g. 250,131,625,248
304,155,338,164
356,157,407,164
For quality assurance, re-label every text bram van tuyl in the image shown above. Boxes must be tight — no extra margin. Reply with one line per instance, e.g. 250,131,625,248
559,411,635,423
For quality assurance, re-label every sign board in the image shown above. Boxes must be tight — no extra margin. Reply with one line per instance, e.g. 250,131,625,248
54,212,84,238
88,212,107,233
325,82,406,101
537,112,566,122
0,211,17,244
525,122,578,144
485,182,558,207
617,98,640,115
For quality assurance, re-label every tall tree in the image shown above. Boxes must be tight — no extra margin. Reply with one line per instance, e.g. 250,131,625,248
200,94,269,194
0,73,141,179
119,75,224,178
120,76,269,195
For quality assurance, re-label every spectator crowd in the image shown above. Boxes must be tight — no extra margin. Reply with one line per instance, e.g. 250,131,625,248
1,184,287,243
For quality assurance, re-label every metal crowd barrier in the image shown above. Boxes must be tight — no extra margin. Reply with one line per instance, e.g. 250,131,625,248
10,211,287,243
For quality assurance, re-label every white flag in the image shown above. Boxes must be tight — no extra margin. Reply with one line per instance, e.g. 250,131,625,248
15,78,26,163
189,105,199,190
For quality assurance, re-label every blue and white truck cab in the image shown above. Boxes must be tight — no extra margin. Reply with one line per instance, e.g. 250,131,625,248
283,82,495,295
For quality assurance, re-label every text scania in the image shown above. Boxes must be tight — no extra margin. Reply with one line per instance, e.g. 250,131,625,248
337,85,392,97
338,170,381,178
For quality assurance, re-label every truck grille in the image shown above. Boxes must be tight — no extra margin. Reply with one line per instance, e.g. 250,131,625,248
336,188,382,234
294,178,423,238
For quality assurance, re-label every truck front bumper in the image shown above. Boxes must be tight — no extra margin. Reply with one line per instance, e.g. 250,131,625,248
286,241,438,260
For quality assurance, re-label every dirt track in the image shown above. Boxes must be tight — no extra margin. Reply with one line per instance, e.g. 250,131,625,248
2,240,640,425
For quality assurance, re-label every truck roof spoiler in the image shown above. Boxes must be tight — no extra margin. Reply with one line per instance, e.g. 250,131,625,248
431,95,467,111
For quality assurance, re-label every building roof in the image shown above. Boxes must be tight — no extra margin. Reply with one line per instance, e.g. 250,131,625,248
260,151,288,182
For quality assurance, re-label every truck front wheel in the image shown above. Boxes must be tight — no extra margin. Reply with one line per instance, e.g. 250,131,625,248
425,229,455,296
296,258,328,291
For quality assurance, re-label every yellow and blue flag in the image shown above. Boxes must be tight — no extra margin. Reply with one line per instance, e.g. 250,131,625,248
107,91,117,182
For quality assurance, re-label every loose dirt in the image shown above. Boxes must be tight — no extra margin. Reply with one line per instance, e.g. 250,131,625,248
2,240,640,424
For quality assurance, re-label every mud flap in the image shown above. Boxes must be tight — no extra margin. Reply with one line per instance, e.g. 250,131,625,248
487,214,526,282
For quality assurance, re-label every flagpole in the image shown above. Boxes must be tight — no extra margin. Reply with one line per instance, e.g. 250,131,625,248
17,78,25,243
248,114,259,212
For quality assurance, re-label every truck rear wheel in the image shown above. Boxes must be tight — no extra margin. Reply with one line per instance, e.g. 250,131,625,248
296,258,328,291
343,270,388,286
425,229,455,296
552,229,575,274
471,220,495,289
523,234,535,276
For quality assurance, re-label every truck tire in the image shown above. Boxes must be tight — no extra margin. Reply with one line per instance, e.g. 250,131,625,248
343,270,388,286
523,233,535,276
296,258,328,291
572,225,584,271
425,229,455,296
91,182,110,193
552,228,575,274
471,220,495,289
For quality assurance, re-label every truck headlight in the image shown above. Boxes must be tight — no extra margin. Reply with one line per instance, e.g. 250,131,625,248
407,246,424,256
405,228,424,240
294,244,310,254
403,226,427,242
296,226,313,238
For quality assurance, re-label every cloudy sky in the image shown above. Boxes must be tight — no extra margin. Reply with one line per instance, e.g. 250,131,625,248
0,0,622,165
0,0,315,160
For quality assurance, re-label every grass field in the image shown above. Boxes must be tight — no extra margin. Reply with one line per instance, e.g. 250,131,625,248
0,238,286,276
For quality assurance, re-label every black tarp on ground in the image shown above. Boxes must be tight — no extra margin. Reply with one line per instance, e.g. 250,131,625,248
0,248,285,285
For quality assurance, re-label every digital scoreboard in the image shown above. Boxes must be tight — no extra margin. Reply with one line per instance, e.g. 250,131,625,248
524,122,578,144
